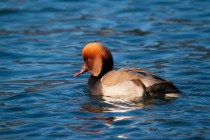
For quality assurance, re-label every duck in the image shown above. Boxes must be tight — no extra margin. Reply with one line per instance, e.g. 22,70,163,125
74,42,181,99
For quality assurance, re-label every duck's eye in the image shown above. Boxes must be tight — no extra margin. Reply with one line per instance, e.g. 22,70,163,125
86,59,91,68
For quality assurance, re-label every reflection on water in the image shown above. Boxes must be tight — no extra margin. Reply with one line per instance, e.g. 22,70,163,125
1,0,210,139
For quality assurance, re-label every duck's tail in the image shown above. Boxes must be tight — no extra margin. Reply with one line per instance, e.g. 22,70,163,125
146,82,182,98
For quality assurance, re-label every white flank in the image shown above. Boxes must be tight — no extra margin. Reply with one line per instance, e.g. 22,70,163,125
102,81,145,99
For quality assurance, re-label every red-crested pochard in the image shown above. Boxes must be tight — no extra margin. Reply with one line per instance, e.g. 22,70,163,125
74,42,181,99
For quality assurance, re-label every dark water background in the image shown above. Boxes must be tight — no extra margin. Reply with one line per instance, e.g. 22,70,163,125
1,0,210,139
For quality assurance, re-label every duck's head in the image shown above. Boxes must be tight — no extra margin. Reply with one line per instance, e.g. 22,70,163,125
74,42,113,77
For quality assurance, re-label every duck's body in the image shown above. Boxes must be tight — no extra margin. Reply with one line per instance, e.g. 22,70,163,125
75,42,181,99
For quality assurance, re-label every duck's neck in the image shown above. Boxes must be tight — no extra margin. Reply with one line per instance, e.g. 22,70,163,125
87,66,112,95
88,75,103,95
99,68,112,78
100,59,113,77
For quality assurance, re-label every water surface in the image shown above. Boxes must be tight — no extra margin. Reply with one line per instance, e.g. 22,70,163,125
1,0,210,139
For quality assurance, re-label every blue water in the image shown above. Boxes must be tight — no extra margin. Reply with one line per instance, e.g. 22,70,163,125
1,0,210,139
